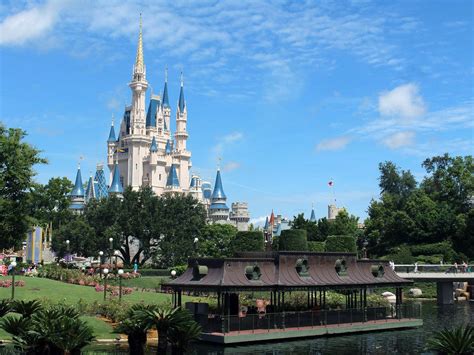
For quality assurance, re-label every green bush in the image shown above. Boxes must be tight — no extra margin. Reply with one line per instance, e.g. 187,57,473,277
278,230,308,251
123,269,169,277
168,265,188,277
308,241,325,252
325,235,356,253
383,245,415,264
229,231,264,255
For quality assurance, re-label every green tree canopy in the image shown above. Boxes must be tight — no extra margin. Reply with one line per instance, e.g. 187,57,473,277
0,125,46,250
278,229,308,251
229,231,264,255
199,224,237,258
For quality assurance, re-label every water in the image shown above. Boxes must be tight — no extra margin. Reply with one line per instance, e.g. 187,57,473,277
190,301,474,355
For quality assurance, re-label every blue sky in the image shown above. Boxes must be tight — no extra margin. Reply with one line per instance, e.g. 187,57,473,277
0,0,473,225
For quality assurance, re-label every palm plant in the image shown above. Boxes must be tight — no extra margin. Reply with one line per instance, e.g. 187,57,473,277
0,299,11,318
140,307,188,354
114,304,158,355
168,318,202,355
427,325,474,355
11,299,42,318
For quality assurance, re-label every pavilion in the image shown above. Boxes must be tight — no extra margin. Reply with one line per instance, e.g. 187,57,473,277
165,251,422,344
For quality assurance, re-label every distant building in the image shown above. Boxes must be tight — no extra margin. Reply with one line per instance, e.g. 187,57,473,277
328,204,344,220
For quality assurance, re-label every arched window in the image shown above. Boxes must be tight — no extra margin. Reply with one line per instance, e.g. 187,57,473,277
335,259,348,277
371,264,385,278
296,258,310,277
245,265,261,281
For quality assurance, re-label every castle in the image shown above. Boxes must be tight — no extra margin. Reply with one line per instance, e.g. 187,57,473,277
68,18,249,231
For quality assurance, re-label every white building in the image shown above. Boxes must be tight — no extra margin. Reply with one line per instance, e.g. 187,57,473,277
69,18,249,231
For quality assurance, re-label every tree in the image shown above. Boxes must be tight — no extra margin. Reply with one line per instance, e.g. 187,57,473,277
378,161,416,203
290,213,322,241
199,224,237,258
421,154,474,214
278,229,308,251
0,125,46,249
229,231,264,255
329,210,359,236
52,217,97,258
28,177,74,230
325,235,356,252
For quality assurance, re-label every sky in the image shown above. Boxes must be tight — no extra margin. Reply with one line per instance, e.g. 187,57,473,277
0,0,473,225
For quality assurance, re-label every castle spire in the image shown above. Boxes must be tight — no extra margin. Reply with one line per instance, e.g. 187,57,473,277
71,165,84,197
109,162,124,195
134,14,144,75
107,116,116,142
310,204,316,222
178,71,185,112
211,168,226,199
162,67,170,108
166,164,180,187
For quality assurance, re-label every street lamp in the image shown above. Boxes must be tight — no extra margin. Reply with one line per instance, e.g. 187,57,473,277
108,238,114,265
99,251,104,278
10,261,17,300
362,238,369,259
171,269,177,278
118,269,124,302
114,250,120,272
103,268,109,301
65,240,70,265
193,237,199,257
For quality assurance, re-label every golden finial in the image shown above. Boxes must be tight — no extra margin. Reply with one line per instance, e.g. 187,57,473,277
134,13,144,73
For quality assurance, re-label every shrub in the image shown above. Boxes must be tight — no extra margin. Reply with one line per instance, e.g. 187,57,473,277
325,235,357,253
308,241,325,252
168,264,188,277
278,230,308,251
383,245,415,264
229,231,264,255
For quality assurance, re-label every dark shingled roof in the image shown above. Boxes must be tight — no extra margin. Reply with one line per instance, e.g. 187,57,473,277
165,252,412,291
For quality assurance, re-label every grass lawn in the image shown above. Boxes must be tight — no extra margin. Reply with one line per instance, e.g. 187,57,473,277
0,276,183,305
0,276,197,341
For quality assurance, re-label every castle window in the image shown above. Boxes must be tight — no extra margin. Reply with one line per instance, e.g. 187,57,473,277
159,174,161,181
135,164,138,170
120,177,124,186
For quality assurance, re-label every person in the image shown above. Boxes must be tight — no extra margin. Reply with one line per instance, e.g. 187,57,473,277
454,262,458,274
414,262,418,273
133,262,138,273
462,261,467,273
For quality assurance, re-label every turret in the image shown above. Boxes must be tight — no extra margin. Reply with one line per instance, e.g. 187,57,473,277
162,68,171,132
150,136,158,153
85,175,96,202
107,120,116,142
94,164,108,199
209,169,229,223
174,73,188,152
164,164,181,194
310,205,316,222
69,165,85,213
109,163,124,197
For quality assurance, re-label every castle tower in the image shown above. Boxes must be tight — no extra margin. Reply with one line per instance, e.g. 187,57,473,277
162,68,171,133
209,169,230,223
174,74,191,190
230,202,250,231
164,163,181,194
126,15,149,190
69,165,85,213
85,174,96,202
189,174,203,201
94,164,108,199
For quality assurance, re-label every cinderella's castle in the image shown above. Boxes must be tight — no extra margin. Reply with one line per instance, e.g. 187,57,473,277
69,18,249,231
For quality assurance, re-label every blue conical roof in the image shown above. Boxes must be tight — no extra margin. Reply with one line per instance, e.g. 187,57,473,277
310,208,316,222
85,176,95,201
109,164,124,194
275,223,282,237
211,169,226,200
146,97,160,127
162,81,170,108
264,216,269,230
107,124,116,142
190,176,198,188
166,164,180,187
150,136,158,152
178,84,185,112
165,139,172,154
71,167,84,197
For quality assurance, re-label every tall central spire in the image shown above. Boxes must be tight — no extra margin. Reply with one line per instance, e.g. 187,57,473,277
134,14,145,76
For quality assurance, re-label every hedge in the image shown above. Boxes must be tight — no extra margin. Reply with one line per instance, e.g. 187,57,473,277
123,269,169,277
411,241,453,257
278,230,308,251
229,231,264,255
324,235,356,253
308,241,325,252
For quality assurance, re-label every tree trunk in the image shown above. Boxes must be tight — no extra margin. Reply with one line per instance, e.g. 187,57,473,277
157,332,168,354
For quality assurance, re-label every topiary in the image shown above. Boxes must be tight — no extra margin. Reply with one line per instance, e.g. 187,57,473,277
278,230,308,251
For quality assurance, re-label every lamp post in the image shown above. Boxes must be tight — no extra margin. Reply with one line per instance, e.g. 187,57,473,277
193,237,199,257
108,238,114,266
99,251,104,278
118,269,124,302
10,261,17,300
65,239,70,266
114,250,120,272
171,270,177,278
103,268,109,301
362,239,368,259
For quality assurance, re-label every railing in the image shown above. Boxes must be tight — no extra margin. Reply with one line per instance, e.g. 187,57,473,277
394,264,474,273
198,304,421,334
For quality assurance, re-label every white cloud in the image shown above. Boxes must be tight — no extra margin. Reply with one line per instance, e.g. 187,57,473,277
378,83,426,118
249,215,267,226
382,131,415,149
222,132,243,144
223,161,240,172
212,131,244,161
0,1,63,46
316,136,351,151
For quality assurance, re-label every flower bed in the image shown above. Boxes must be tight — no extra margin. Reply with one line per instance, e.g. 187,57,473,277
0,280,26,288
